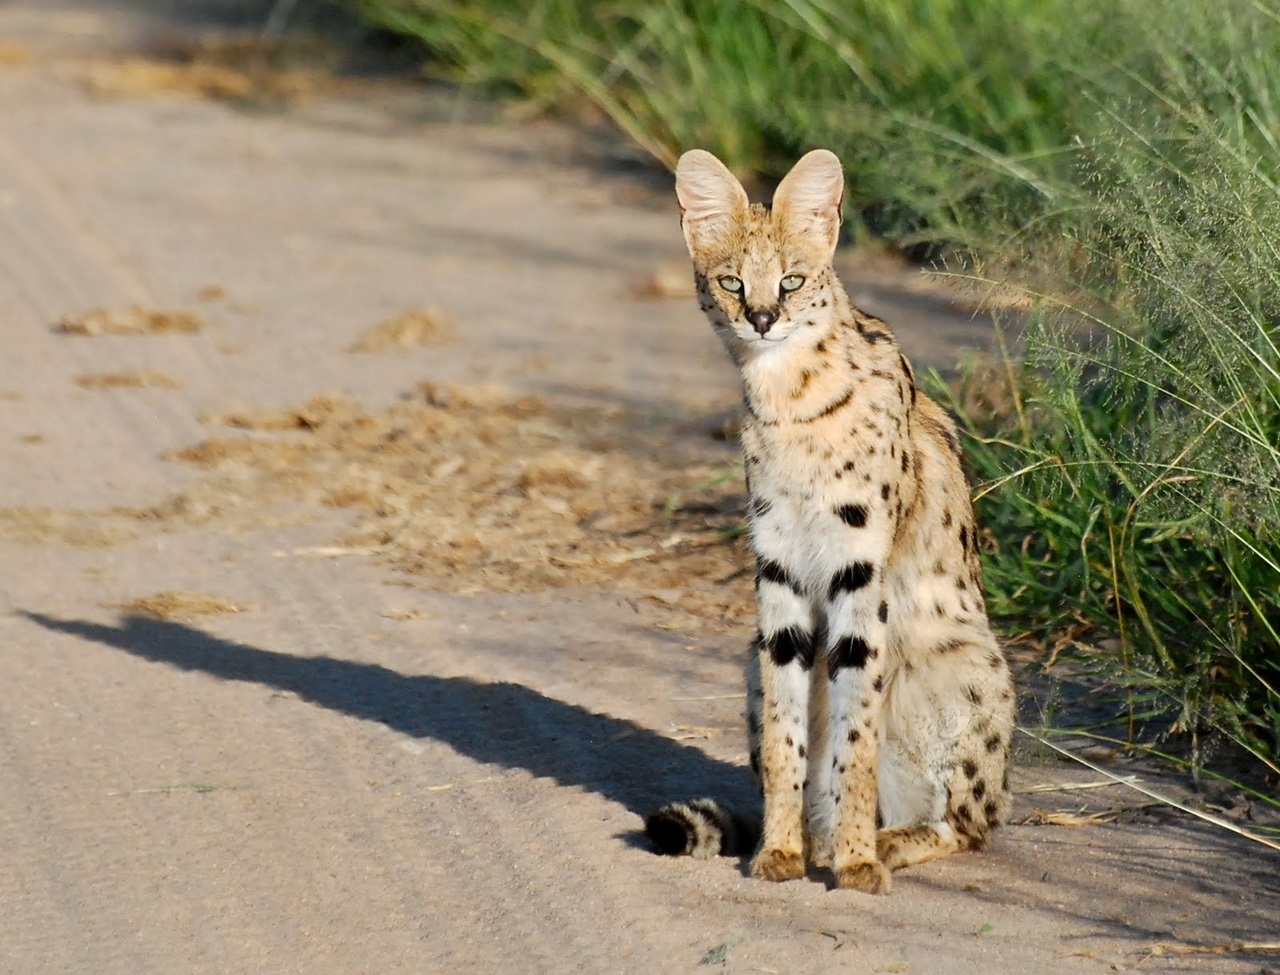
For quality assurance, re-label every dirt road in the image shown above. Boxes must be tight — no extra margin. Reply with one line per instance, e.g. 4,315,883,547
1,3,1277,973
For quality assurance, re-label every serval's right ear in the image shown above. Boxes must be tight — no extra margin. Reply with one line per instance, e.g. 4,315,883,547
675,150,750,256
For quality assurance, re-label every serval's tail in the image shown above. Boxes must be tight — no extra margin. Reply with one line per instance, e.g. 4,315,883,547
644,799,759,858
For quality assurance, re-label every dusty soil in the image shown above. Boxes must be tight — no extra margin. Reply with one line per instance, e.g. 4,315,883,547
1,3,1278,973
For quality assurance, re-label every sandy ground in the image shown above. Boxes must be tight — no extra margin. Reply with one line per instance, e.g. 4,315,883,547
1,3,1278,973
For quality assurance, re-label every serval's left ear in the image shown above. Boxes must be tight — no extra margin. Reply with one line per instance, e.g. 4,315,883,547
772,149,844,255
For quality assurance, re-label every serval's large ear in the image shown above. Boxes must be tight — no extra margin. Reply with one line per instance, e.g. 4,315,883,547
675,149,750,256
771,149,844,255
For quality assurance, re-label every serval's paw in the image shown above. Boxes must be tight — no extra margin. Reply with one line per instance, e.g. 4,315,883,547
750,848,805,883
835,859,892,895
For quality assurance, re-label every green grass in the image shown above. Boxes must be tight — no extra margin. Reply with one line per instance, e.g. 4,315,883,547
942,110,1280,771
354,0,1280,773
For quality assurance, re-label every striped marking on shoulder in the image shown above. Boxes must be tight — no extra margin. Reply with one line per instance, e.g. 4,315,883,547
793,385,856,423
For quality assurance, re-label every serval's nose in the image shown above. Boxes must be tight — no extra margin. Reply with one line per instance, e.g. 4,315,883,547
747,307,780,335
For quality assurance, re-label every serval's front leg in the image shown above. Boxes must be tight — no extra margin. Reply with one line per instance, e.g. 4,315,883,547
824,557,892,894
748,555,815,882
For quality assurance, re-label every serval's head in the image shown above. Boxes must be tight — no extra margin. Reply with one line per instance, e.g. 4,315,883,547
675,148,844,355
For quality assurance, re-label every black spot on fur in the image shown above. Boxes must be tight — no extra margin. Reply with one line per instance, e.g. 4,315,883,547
644,807,700,856
984,800,1001,825
961,759,978,779
900,450,910,473
829,634,872,672
798,743,807,758
859,324,891,344
872,676,884,693
764,626,817,669
984,734,1003,753
828,561,874,598
848,729,860,744
756,558,800,595
972,779,987,802
964,685,983,705
942,508,953,529
877,601,888,623
880,483,891,501
750,495,773,518
835,503,868,528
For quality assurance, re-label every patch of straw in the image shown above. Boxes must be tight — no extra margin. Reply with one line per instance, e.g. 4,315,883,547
57,307,205,336
115,591,245,620
347,310,453,352
75,370,182,390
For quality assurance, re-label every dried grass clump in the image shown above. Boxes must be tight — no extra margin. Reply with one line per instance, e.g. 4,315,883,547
117,591,244,620
348,310,453,352
75,370,183,390
157,383,750,625
56,307,205,336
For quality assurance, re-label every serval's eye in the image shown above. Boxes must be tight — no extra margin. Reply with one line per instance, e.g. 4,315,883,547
718,275,744,294
780,273,806,293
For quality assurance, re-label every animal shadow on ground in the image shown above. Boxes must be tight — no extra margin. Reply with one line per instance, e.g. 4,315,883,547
20,610,756,848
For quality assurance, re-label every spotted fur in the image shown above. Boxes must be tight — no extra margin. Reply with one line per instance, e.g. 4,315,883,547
649,149,1015,894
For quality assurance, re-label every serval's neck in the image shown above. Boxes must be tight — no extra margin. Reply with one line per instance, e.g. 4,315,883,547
738,274,896,429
